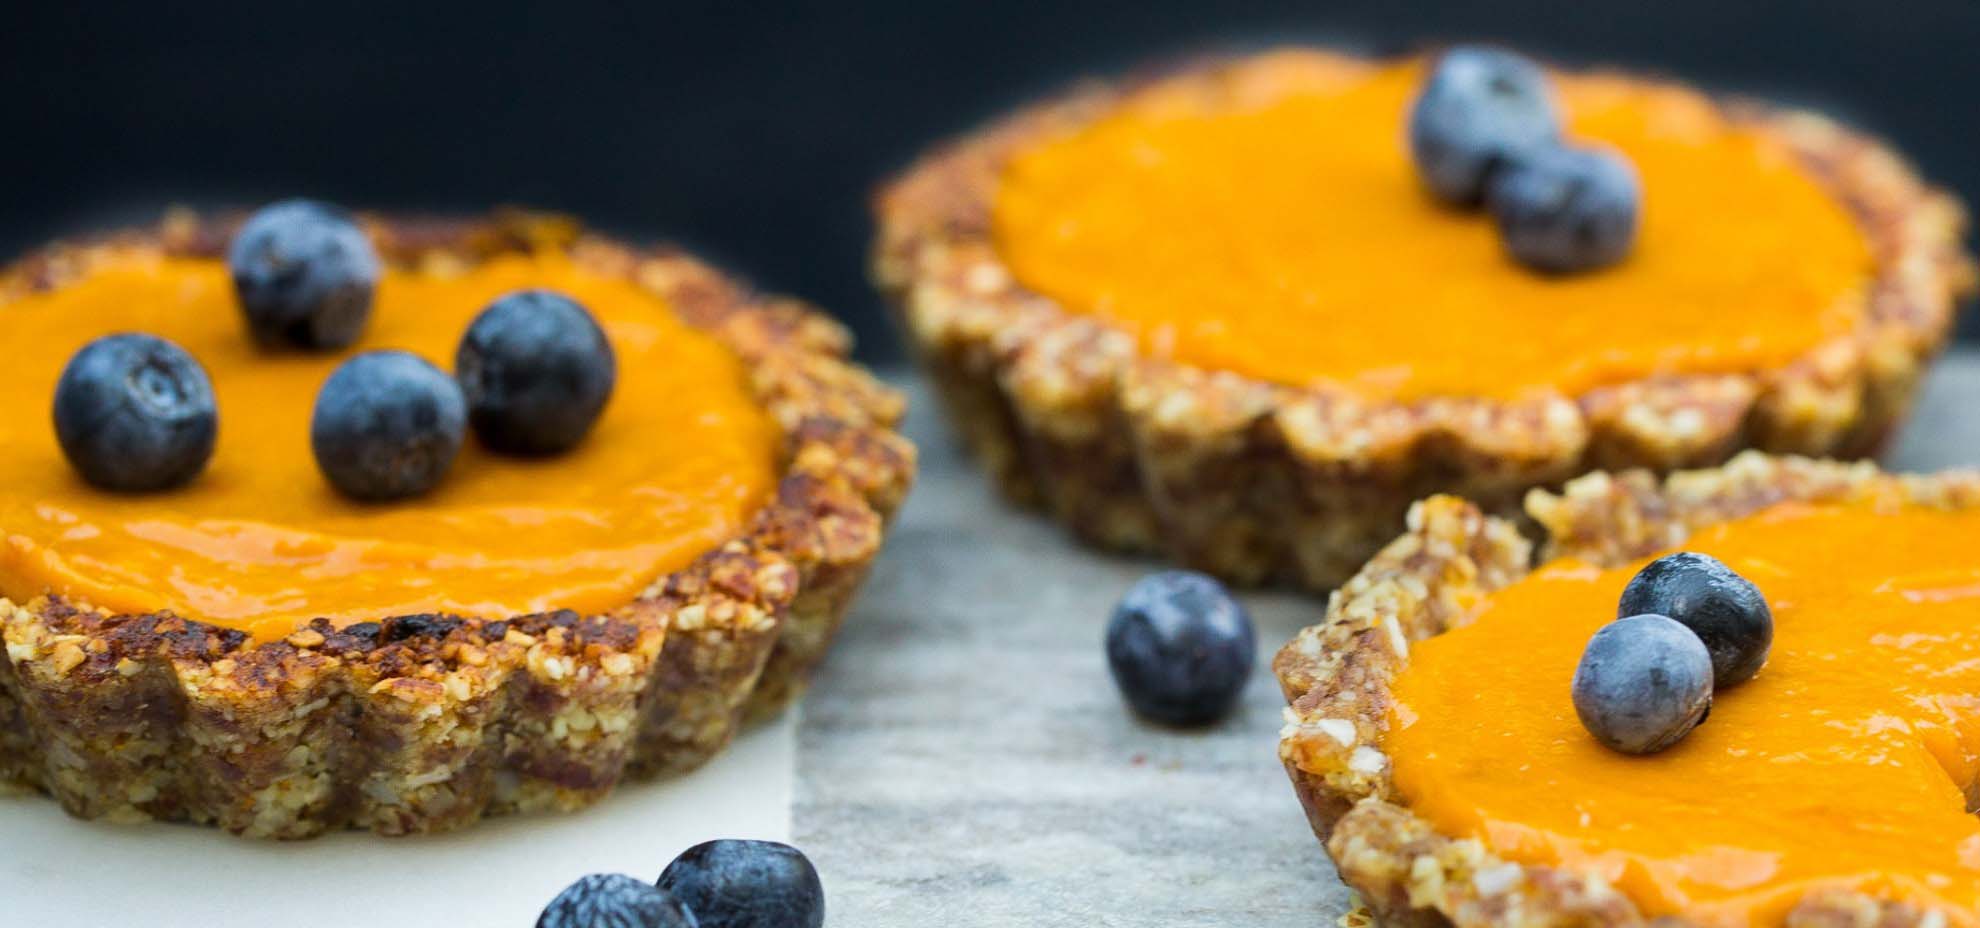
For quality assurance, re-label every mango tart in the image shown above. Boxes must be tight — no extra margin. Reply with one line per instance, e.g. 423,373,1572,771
0,210,915,838
873,48,1972,591
1275,453,1980,927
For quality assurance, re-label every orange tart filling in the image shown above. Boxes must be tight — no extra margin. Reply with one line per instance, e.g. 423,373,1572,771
0,252,778,641
990,54,1874,400
1389,500,1980,924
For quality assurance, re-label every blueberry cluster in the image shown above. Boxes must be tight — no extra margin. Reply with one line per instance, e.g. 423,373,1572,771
1572,552,1773,754
538,839,825,928
51,200,618,500
1409,46,1641,274
1105,570,1256,726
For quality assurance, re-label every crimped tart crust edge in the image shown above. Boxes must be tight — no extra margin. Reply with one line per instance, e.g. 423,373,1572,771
0,210,916,838
871,47,1973,592
1273,452,1980,927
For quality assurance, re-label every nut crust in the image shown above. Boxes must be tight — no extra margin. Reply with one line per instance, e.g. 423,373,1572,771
0,210,916,837
1274,452,1980,927
872,48,1973,591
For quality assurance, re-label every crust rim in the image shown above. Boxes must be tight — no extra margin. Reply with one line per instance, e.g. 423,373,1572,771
0,209,917,837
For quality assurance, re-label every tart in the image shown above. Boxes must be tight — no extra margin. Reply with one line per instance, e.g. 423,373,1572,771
0,210,914,837
873,48,1972,591
1275,452,1980,926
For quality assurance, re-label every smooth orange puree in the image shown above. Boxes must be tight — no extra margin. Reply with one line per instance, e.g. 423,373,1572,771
992,55,1875,399
0,252,778,641
1390,500,1980,925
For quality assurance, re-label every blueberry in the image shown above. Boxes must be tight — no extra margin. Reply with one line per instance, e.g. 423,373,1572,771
1572,614,1713,755
1619,552,1772,687
309,350,465,501
227,200,380,350
537,873,697,928
1409,46,1561,206
1487,143,1640,273
658,840,824,928
455,289,616,456
52,333,218,492
1105,570,1255,726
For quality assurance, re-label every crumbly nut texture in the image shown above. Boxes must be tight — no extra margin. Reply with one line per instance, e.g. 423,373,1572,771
0,210,916,837
871,48,1973,592
1274,452,1980,927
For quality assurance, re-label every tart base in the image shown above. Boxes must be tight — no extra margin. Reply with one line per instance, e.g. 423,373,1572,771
873,49,1973,592
0,211,916,837
1274,452,1980,927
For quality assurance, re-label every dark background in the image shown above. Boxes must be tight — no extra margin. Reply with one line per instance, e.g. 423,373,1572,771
6,1,1977,361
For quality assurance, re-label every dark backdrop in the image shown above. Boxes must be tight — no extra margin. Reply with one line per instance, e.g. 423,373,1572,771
7,1,1977,361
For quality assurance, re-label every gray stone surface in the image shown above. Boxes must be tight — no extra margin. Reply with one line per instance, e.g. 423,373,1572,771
1890,352,1980,472
795,353,1979,926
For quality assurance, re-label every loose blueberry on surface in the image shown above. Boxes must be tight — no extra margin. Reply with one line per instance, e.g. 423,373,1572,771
455,289,617,456
1408,46,1561,206
1487,143,1641,273
1619,552,1772,688
1572,613,1714,755
537,873,698,928
658,839,825,928
309,350,466,501
53,333,218,492
1105,570,1256,726
227,199,380,350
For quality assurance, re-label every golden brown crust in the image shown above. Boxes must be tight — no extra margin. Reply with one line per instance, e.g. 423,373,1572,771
0,209,916,837
1273,452,1980,927
871,48,1973,591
